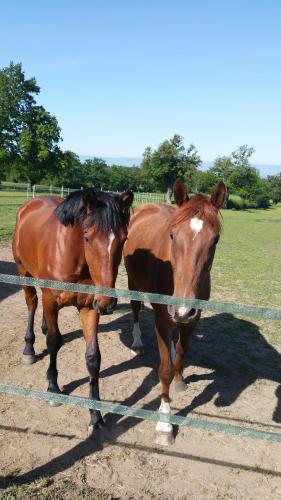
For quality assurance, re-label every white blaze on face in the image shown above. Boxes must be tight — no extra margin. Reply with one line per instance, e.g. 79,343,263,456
156,399,173,433
107,231,115,256
190,217,203,240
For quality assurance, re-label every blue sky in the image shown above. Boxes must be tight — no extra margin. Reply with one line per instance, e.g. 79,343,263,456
1,0,281,164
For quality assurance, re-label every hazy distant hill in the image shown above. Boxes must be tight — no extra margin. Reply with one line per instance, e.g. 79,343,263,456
79,156,281,178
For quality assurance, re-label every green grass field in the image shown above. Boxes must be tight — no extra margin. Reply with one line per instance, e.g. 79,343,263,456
1,195,280,337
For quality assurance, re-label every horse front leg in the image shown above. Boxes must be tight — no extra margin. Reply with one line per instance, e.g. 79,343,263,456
154,306,175,446
80,307,104,434
42,291,63,405
172,313,201,392
21,284,38,365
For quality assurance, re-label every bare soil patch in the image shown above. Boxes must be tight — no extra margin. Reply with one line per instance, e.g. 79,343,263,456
1,244,281,499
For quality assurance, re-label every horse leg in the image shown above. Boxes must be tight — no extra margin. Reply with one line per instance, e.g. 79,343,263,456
21,284,38,365
42,291,63,405
130,300,144,356
41,314,48,335
172,315,200,392
154,308,175,446
80,307,104,434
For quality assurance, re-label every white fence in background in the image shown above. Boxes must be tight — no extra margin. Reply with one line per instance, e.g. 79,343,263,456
0,183,167,206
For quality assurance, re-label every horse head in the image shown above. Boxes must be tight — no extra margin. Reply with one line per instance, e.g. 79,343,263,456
168,178,226,323
55,187,133,314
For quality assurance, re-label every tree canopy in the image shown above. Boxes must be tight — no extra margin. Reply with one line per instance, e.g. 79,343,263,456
0,62,61,184
141,134,201,192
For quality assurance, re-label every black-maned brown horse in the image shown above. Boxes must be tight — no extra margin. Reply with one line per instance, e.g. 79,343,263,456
12,187,133,433
124,178,226,445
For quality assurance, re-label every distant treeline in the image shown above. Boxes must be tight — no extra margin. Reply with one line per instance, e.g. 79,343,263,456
1,63,281,208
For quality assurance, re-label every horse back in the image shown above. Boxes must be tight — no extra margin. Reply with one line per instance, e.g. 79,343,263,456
12,196,85,280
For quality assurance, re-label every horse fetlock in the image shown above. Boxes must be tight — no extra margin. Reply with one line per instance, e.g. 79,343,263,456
155,399,174,445
88,411,105,435
47,383,62,406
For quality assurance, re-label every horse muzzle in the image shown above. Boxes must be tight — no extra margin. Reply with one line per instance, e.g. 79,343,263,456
93,297,117,315
167,305,198,324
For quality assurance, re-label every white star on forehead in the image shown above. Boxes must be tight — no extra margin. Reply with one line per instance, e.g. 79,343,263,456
190,217,203,240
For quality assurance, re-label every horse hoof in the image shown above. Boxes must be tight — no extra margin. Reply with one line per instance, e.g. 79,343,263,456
21,354,36,365
130,346,144,356
173,380,187,393
155,431,175,446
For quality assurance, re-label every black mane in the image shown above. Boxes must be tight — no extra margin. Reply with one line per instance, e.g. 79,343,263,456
55,188,130,236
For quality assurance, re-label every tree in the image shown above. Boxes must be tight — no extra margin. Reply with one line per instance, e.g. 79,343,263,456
231,145,255,168
42,150,82,187
228,165,270,207
0,62,61,185
195,170,220,193
83,158,109,189
210,155,235,182
141,135,201,191
267,174,281,204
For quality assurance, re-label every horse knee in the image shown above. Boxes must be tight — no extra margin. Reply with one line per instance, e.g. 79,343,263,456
46,332,63,353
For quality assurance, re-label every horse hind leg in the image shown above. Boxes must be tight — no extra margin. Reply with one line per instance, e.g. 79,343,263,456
130,300,144,356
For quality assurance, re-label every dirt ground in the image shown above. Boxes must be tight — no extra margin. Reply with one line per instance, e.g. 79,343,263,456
1,243,281,499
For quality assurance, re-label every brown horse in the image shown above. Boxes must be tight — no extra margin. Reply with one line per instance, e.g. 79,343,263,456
12,187,133,433
124,178,226,445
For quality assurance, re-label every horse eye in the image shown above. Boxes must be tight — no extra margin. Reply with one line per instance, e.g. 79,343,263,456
84,235,89,242
170,233,174,240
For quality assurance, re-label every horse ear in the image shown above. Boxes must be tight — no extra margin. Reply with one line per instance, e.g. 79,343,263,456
210,181,226,209
173,178,189,207
119,190,134,212
83,188,98,211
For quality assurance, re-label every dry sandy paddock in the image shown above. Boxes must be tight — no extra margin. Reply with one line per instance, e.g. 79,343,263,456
1,243,281,499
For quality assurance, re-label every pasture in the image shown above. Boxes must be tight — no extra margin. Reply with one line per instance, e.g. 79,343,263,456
0,199,281,498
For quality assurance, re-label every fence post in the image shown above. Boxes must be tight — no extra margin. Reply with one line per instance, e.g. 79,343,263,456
26,184,29,200
32,185,36,198
61,186,64,198
50,185,53,196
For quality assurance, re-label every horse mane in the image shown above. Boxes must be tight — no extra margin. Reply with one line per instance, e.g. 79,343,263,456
55,188,130,236
171,193,221,232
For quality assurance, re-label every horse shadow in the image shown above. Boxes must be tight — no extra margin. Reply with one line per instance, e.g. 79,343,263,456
0,261,20,302
180,313,281,423
62,305,281,426
3,307,281,488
